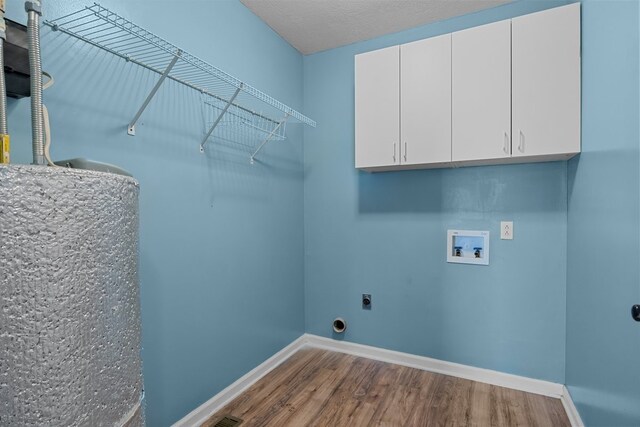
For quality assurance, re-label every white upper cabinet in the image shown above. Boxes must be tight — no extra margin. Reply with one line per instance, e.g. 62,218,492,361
401,34,452,167
355,37,452,171
355,46,400,169
452,20,512,163
512,3,581,158
354,4,581,172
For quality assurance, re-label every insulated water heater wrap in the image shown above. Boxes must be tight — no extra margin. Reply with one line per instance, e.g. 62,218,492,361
0,165,144,426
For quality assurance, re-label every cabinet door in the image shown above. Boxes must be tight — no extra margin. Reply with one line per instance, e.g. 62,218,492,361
400,34,452,166
452,20,511,162
355,46,400,169
512,3,580,158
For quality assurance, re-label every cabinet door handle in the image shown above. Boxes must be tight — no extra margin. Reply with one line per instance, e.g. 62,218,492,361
404,142,407,162
518,130,525,153
393,143,396,163
503,132,510,155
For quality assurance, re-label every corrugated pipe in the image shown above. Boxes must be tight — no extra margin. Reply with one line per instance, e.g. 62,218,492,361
0,0,8,137
26,0,44,165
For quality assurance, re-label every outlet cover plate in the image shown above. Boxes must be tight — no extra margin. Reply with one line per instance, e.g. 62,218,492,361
500,221,513,240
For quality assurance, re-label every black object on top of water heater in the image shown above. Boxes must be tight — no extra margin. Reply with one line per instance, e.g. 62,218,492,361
3,18,30,99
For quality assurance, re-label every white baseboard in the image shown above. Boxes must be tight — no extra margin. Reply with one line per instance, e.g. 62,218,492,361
561,386,585,427
172,335,307,427
174,333,578,427
303,334,565,398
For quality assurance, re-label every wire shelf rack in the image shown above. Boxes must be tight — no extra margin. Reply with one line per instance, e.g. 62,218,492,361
202,97,288,163
44,2,315,160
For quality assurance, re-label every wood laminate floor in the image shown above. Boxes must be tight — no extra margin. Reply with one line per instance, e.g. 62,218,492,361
203,348,570,427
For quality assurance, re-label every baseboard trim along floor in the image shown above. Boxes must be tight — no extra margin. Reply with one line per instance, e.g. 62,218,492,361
173,335,308,427
173,334,584,427
561,386,586,427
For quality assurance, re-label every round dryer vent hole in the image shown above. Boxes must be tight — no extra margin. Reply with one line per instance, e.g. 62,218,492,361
333,317,346,333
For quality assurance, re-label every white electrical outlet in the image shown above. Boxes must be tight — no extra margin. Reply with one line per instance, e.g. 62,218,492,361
500,221,513,240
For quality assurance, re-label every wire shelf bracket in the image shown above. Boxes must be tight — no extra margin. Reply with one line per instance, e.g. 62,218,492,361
250,113,290,165
45,3,316,156
200,85,242,153
128,50,181,136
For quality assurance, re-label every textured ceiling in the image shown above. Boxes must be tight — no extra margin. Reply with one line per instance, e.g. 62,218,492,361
240,0,512,55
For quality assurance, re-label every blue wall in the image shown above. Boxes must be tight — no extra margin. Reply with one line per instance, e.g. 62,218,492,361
6,0,640,425
303,0,571,384
566,1,640,426
6,1,305,425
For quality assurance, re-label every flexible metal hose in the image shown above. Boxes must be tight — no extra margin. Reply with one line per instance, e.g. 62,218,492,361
0,1,7,137
27,7,44,165
0,38,7,137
